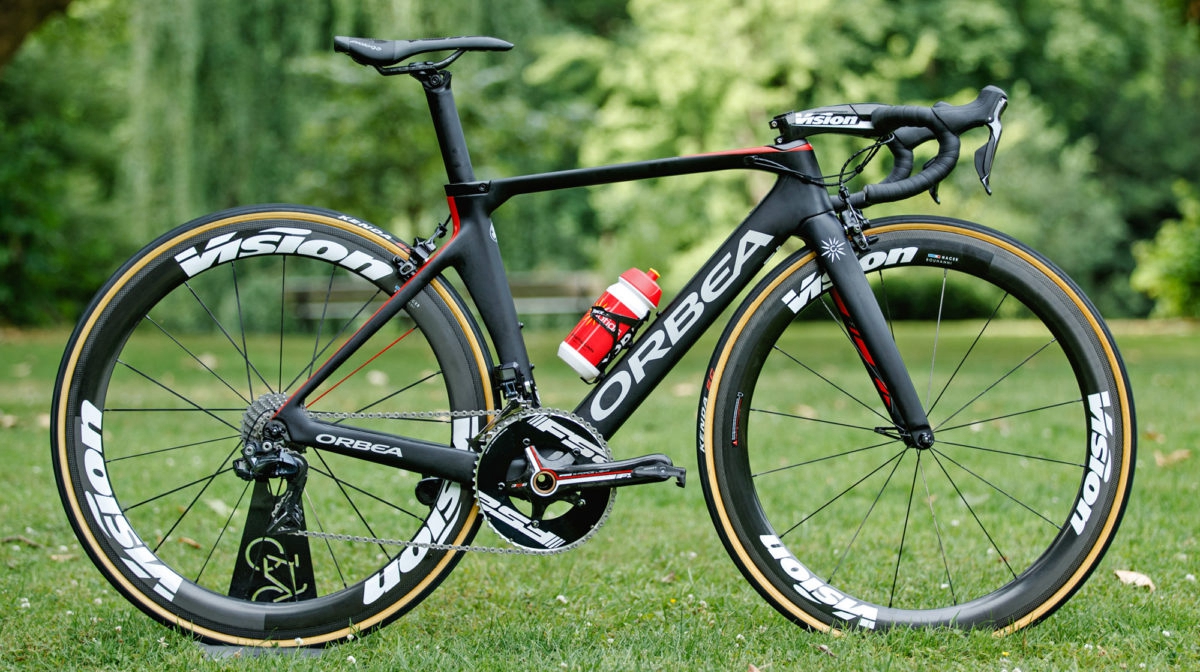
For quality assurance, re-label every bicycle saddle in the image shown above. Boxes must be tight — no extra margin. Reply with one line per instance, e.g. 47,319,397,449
334,35,513,68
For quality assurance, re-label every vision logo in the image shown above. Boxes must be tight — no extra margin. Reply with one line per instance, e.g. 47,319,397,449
759,534,878,628
175,227,393,280
79,400,183,602
1069,391,1114,535
781,247,918,314
791,112,872,130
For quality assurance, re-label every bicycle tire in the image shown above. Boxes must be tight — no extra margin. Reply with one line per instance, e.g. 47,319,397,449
699,216,1134,632
52,205,496,646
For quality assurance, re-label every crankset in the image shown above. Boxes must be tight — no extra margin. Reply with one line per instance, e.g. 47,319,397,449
475,408,685,552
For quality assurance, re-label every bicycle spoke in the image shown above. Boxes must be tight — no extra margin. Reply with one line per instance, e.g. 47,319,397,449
308,327,419,409
183,278,275,395
347,369,444,416
279,256,287,393
926,269,949,408
283,287,387,394
931,447,1065,528
195,479,253,585
306,464,429,524
104,434,241,463
927,292,1009,418
124,460,239,515
919,457,957,605
934,338,1059,432
772,345,891,424
135,455,240,555
875,268,897,342
307,265,339,381
751,436,897,478
935,438,1085,470
114,360,241,432
936,398,1082,436
302,489,349,591
103,407,245,413
888,452,923,608
828,448,909,584
309,449,388,556
777,448,906,541
144,315,251,405
751,407,885,435
928,450,1019,580
231,261,255,400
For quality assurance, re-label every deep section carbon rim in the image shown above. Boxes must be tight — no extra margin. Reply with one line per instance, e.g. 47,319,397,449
701,217,1133,632
53,207,493,645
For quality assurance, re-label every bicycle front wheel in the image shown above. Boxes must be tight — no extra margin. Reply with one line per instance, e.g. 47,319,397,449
52,205,496,646
700,216,1134,632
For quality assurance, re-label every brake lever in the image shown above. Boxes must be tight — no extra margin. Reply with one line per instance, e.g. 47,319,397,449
922,157,941,204
973,96,1007,195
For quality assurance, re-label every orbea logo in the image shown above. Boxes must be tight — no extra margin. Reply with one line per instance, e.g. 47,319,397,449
590,229,773,421
174,227,393,280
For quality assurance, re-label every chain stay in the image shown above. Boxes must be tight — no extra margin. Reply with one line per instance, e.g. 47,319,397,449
287,528,563,556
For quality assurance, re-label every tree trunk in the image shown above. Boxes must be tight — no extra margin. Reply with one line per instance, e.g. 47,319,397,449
0,0,73,70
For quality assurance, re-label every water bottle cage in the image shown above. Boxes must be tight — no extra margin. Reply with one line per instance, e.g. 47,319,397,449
588,305,645,375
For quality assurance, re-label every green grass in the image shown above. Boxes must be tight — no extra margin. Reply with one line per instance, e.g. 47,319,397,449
2,321,1198,670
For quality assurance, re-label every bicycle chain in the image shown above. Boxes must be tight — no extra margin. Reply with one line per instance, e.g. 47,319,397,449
305,408,494,423
289,406,576,556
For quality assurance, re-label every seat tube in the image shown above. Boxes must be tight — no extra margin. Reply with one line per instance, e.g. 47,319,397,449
416,69,538,401
797,211,934,447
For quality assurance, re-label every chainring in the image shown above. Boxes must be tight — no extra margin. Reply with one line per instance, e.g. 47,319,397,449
475,408,615,552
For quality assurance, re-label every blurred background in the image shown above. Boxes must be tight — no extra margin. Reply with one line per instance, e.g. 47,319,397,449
3,0,1200,325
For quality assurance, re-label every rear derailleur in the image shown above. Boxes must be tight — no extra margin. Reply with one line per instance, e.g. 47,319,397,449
232,394,307,534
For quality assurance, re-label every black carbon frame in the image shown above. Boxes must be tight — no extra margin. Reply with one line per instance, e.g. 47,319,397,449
273,69,931,483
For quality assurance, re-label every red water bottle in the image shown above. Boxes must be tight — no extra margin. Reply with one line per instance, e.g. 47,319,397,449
558,268,662,381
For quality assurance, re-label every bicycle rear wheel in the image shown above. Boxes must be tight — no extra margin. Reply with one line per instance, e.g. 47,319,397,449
700,216,1134,632
52,205,495,646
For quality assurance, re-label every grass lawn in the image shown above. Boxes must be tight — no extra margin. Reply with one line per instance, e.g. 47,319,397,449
1,320,1197,671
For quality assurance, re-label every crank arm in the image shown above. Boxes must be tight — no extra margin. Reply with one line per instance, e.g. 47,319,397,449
557,453,687,489
518,448,686,498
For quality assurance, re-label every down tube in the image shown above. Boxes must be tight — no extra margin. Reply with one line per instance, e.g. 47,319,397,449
576,176,820,438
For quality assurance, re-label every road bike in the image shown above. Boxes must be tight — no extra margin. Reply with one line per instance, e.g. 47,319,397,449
52,34,1135,647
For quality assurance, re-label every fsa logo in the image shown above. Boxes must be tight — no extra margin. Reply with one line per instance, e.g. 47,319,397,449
175,227,393,280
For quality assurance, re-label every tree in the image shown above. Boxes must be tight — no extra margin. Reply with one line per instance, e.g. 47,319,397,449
1132,183,1200,317
528,0,1131,311
0,0,71,70
0,1,123,323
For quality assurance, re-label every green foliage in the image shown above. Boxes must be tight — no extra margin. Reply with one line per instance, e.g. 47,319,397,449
4,0,1200,322
528,0,1139,309
0,2,126,324
1132,182,1200,317
288,0,611,270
